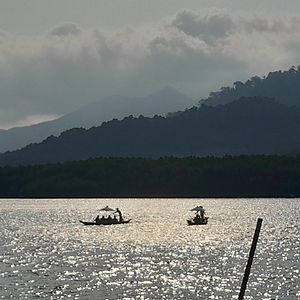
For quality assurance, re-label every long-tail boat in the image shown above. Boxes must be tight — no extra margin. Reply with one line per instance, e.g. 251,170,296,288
79,206,131,226
79,219,131,226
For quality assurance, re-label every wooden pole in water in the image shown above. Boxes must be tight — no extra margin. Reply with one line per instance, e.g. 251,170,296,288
238,218,263,300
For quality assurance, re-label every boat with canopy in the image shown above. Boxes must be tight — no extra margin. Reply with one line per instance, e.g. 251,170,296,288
187,205,209,225
79,206,131,225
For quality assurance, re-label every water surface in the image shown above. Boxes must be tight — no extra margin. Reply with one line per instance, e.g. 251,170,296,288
0,198,299,299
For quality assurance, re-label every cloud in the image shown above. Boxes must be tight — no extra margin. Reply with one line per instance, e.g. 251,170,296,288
48,23,82,36
0,112,61,129
1,11,300,127
167,10,236,44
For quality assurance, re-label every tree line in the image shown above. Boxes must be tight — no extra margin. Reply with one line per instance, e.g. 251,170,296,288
0,155,300,198
203,66,300,107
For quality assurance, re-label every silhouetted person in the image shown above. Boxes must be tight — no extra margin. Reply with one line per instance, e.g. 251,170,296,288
199,206,205,219
115,208,123,222
95,215,100,224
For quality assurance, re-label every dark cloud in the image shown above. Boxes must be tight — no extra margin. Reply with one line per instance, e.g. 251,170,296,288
48,23,82,36
0,10,300,128
168,10,236,44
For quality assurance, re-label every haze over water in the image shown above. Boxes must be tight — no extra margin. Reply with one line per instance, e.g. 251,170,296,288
0,198,299,299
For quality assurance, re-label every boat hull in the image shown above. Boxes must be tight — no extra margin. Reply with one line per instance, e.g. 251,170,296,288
79,219,131,226
187,217,208,226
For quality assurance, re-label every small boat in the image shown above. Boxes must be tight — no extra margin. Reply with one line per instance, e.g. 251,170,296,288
79,219,131,226
80,206,131,226
187,205,209,225
187,217,209,226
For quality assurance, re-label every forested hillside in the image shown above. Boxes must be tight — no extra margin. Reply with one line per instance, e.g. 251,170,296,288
0,87,192,152
202,66,300,107
1,97,300,166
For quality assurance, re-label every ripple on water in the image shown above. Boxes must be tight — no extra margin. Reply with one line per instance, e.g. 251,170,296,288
0,198,299,299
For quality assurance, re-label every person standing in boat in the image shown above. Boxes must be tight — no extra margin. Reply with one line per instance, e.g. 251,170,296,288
199,206,205,220
115,208,123,222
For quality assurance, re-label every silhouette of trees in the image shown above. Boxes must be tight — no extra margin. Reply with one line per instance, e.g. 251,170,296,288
203,66,300,107
1,155,300,197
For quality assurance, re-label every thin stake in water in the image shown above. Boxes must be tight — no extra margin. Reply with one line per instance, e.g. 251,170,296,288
238,218,263,300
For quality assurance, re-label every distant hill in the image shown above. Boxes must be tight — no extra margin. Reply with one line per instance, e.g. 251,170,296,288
1,97,300,166
201,66,300,107
0,87,193,152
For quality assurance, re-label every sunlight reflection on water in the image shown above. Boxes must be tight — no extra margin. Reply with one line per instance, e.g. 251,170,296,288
0,198,299,299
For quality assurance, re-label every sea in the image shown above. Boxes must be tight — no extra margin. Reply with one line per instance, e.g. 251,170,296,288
0,198,299,300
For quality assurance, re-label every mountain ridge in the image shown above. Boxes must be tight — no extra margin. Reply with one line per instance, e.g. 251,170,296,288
201,66,300,107
0,87,193,152
1,96,300,166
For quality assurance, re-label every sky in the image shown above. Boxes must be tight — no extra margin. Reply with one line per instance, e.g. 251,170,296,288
1,0,300,128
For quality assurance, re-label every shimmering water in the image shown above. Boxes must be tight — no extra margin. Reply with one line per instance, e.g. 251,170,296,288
0,198,299,300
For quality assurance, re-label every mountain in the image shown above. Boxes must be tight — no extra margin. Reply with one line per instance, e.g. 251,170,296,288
0,87,193,152
58,86,194,128
201,66,300,107
1,97,300,166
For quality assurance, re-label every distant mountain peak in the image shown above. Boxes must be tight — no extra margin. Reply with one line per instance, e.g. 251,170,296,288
2,95,300,166
0,87,194,153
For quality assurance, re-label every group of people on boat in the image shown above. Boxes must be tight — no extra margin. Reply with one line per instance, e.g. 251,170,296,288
188,205,208,225
81,205,208,226
194,206,205,220
94,207,124,225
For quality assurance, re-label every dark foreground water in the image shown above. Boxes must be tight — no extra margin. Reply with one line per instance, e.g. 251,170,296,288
0,198,299,300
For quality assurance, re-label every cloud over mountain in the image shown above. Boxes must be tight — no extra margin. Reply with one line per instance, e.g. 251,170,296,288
48,23,82,37
1,10,300,128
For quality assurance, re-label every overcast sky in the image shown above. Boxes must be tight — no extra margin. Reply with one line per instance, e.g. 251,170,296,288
1,0,300,128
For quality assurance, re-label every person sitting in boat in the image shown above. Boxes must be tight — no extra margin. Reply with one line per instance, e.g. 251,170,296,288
95,215,100,224
113,215,118,223
194,214,201,220
115,208,123,222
